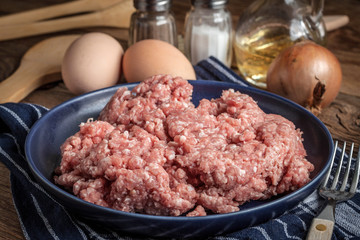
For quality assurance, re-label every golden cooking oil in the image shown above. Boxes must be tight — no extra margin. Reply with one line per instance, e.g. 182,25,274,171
234,24,301,89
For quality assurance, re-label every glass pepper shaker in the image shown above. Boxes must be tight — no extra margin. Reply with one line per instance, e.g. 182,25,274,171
129,0,178,46
184,0,232,66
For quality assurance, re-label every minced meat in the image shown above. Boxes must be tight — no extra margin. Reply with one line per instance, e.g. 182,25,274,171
54,74,314,216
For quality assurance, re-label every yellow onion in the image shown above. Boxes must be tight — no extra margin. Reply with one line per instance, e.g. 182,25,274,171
266,41,342,114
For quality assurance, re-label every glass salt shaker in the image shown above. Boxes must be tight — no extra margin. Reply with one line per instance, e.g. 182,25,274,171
184,0,232,66
129,0,178,46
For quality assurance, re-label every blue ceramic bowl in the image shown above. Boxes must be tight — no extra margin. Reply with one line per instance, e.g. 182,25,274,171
25,80,333,238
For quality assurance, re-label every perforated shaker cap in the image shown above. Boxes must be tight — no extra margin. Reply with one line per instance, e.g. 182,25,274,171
191,0,228,9
134,0,171,11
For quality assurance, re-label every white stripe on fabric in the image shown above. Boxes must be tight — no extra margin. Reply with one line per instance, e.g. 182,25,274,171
295,191,322,216
110,231,122,239
76,220,108,240
294,200,319,216
70,221,88,240
292,214,307,231
213,236,239,240
303,191,319,203
296,203,315,215
252,226,272,240
26,103,42,119
12,193,31,240
334,225,351,240
25,103,49,112
31,194,60,240
0,146,44,192
274,219,302,240
4,133,25,159
110,230,131,240
299,217,307,231
0,146,88,240
37,104,49,112
206,58,249,87
336,203,360,237
0,105,30,133
348,200,360,212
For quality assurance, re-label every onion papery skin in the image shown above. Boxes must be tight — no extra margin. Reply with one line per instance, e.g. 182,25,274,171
266,41,342,114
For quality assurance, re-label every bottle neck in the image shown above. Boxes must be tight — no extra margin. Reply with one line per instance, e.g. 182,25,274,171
134,0,171,12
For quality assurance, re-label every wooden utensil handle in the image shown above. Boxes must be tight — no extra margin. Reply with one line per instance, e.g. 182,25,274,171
323,15,349,32
0,1,90,26
0,65,60,103
0,12,103,41
0,1,132,42
0,0,123,26
306,218,334,240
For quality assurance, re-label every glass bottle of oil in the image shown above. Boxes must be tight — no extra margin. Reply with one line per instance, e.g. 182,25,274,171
234,0,326,89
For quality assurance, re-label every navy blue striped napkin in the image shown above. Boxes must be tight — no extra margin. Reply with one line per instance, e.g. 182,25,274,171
1,56,359,240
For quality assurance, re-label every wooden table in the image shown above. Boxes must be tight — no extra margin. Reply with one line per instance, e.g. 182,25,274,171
0,0,359,239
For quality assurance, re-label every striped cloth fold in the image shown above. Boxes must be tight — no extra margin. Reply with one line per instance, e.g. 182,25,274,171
0,56,359,240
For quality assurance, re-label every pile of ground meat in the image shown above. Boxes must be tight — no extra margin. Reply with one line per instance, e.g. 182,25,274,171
54,74,314,216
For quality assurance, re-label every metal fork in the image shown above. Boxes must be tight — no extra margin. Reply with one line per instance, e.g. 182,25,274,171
306,140,360,240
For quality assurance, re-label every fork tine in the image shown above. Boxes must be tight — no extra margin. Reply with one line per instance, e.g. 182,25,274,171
349,145,360,194
330,141,346,190
340,142,354,191
321,140,338,189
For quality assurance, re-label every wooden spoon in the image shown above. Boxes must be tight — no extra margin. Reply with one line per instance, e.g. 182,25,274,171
0,0,134,41
0,0,123,26
0,35,81,103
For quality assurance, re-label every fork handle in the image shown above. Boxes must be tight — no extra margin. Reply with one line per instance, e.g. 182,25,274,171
306,218,334,240
306,201,335,240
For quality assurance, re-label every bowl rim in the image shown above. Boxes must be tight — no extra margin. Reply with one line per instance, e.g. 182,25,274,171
25,79,334,221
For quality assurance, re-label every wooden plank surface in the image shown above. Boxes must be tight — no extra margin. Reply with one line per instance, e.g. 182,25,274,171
0,0,359,239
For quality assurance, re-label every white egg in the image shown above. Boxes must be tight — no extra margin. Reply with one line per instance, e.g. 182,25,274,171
62,32,124,95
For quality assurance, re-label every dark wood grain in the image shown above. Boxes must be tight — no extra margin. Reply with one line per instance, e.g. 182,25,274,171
0,0,359,239
0,163,25,240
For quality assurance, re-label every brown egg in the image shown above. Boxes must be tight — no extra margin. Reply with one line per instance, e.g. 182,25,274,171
123,39,196,82
62,32,124,95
